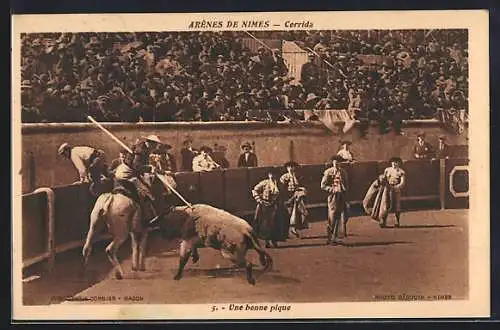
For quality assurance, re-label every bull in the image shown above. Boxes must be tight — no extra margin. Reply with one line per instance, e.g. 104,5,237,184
156,204,274,285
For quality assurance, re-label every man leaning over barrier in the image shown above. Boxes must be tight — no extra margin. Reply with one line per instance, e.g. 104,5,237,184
58,142,107,184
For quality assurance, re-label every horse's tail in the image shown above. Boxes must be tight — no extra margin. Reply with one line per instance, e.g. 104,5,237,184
88,193,114,236
82,193,114,274
246,230,273,273
99,193,114,221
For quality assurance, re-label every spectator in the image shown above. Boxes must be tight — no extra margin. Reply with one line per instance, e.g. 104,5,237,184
192,146,221,172
237,141,258,167
413,132,434,159
20,30,468,126
180,138,198,171
434,135,449,159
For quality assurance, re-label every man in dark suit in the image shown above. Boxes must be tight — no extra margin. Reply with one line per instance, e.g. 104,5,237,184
300,53,320,93
434,135,450,159
413,132,433,159
237,141,258,168
157,143,177,172
180,138,198,172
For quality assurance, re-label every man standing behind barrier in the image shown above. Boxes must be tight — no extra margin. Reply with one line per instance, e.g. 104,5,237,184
336,140,355,163
434,135,450,159
380,157,406,228
237,141,258,168
413,132,433,159
321,155,349,245
180,138,198,171
58,142,107,184
192,146,221,172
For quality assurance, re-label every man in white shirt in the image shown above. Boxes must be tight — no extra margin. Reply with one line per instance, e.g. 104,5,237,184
192,146,221,172
336,140,354,163
58,142,107,184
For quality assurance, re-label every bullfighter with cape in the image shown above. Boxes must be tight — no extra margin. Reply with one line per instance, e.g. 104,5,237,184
280,161,309,238
363,156,406,228
252,169,289,248
321,155,349,245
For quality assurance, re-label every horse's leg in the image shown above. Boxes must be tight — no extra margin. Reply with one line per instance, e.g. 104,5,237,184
130,232,140,272
174,239,192,281
138,230,149,271
105,235,127,280
81,206,103,276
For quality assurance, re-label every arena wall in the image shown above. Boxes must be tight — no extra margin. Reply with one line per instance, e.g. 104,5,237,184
21,158,469,272
20,121,468,192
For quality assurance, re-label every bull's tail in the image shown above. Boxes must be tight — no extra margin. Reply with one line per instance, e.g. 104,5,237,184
247,231,273,273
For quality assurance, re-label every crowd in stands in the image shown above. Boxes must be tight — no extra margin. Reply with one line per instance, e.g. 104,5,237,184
21,30,468,129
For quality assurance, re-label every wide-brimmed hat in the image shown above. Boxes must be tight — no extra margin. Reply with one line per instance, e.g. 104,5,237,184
241,141,252,150
57,142,71,155
330,155,344,162
284,161,299,168
159,143,172,151
266,168,279,177
143,135,162,144
183,137,193,145
417,131,426,138
438,135,447,140
200,145,213,153
306,93,320,104
389,156,403,164
340,140,352,146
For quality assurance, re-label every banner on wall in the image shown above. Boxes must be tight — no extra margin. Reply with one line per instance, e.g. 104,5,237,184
294,108,357,133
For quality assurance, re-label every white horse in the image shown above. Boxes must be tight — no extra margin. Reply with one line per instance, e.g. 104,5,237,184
82,172,173,279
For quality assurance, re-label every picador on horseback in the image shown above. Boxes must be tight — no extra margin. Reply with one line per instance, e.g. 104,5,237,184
81,131,179,279
110,134,177,224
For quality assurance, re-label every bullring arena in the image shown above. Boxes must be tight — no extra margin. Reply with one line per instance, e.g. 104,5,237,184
21,121,469,306
17,28,471,308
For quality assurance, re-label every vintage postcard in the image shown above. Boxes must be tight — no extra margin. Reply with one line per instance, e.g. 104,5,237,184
12,10,490,321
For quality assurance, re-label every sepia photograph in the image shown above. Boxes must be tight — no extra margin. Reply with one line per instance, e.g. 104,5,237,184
11,10,489,320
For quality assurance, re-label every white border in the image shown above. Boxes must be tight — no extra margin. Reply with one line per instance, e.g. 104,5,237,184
11,10,490,320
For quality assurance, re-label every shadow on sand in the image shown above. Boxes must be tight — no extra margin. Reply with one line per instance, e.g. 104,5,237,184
274,240,411,249
394,224,455,229
338,240,410,247
23,240,125,305
181,266,300,284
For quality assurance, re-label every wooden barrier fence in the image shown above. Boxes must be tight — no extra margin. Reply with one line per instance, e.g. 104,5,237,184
21,158,469,272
